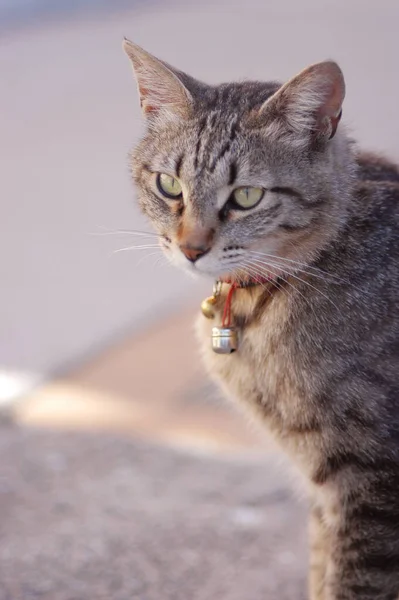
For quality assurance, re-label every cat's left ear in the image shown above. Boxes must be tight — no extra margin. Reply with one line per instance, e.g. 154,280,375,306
123,39,193,126
251,61,345,147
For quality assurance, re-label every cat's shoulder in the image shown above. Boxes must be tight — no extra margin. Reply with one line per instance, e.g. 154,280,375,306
353,151,399,220
356,152,399,184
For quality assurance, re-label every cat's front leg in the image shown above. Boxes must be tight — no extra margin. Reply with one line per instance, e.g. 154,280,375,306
323,482,399,600
309,505,330,600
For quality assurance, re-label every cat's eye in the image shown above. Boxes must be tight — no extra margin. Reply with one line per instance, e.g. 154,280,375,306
231,187,264,209
156,173,182,199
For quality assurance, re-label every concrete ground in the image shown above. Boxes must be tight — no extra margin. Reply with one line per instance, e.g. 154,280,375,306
4,303,308,599
0,426,307,600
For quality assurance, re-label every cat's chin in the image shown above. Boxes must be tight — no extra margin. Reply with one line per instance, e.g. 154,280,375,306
176,262,219,281
196,267,239,281
170,253,243,282
195,265,245,282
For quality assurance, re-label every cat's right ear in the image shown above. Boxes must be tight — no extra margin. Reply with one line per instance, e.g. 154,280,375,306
122,39,193,126
248,61,345,148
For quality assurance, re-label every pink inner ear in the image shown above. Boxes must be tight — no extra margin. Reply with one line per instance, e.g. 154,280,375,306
138,84,157,115
313,64,345,138
321,76,344,118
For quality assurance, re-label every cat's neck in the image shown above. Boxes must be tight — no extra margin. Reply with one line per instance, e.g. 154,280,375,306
289,129,357,269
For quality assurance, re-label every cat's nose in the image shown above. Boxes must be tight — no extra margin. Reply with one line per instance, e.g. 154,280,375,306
179,244,211,263
177,219,214,262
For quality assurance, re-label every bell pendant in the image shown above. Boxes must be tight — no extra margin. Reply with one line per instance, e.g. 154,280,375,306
211,326,238,354
201,295,217,319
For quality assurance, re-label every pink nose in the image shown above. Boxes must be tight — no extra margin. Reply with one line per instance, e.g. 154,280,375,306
179,244,210,263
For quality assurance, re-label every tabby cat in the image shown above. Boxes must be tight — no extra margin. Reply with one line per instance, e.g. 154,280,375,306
123,39,399,599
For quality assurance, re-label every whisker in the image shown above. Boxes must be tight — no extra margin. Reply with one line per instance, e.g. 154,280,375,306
112,244,160,255
241,260,293,302
249,252,338,284
91,226,159,238
153,255,169,271
240,264,276,299
254,245,365,304
91,231,158,238
251,256,327,281
136,250,162,268
248,250,345,283
249,256,338,312
242,258,317,314
244,261,290,296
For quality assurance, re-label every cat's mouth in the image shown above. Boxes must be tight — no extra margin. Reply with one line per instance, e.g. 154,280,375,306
162,236,277,284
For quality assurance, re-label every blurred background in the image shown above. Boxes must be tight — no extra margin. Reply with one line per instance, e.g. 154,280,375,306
1,1,399,598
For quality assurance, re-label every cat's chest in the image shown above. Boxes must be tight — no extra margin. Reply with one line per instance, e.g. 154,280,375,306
197,307,291,408
195,288,323,473
196,288,298,416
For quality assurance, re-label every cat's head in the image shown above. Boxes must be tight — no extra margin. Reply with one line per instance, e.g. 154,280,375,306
123,40,352,282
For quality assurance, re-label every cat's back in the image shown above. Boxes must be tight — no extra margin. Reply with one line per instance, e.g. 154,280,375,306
308,152,399,343
353,152,399,238
357,152,399,184
345,154,399,284
297,151,399,414
353,152,399,226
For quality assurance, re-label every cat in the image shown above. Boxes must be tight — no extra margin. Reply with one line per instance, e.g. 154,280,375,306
123,38,399,600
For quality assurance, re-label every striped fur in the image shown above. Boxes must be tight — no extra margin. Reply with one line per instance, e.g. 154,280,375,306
124,41,399,599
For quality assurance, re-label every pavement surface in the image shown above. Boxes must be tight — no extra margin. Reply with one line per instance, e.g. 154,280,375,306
4,308,305,599
0,426,307,600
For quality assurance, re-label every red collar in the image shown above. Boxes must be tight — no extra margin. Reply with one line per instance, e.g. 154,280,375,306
219,275,273,289
217,275,274,328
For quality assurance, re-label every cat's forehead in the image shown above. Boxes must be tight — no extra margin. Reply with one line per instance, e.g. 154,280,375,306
191,110,240,174
151,113,246,185
148,80,282,175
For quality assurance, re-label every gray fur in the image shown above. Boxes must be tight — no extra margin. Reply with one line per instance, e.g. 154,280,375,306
124,40,399,599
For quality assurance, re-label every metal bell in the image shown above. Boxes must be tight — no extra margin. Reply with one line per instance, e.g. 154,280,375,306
211,326,238,354
201,295,217,319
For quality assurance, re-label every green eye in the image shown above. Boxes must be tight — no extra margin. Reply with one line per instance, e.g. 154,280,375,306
156,173,182,199
232,187,264,209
